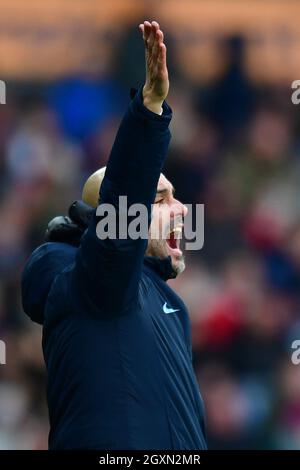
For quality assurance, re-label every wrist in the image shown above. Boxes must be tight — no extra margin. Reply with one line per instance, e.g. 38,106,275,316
143,88,164,115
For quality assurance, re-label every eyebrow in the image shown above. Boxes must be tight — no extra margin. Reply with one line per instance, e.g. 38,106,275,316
156,186,175,196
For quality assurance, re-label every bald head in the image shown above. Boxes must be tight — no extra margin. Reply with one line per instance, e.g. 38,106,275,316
82,168,170,209
82,167,106,208
82,168,172,211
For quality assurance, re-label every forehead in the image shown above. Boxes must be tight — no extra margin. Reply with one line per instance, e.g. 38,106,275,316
157,173,173,192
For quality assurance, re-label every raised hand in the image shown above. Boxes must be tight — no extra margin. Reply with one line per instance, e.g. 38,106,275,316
139,20,169,114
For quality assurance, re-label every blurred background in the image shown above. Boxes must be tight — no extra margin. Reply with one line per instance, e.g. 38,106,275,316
1,0,300,450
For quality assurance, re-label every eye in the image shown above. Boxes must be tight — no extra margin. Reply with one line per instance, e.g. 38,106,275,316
154,199,164,205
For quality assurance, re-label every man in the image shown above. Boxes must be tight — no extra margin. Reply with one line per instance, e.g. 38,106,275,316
22,21,207,450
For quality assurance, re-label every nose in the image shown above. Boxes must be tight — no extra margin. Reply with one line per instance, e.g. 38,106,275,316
171,199,188,219
182,203,188,217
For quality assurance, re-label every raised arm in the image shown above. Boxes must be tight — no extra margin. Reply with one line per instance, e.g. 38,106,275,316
72,21,173,314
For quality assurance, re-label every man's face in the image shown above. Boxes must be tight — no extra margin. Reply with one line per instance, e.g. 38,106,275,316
146,174,188,275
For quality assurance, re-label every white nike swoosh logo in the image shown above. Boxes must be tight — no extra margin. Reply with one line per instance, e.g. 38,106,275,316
163,302,180,314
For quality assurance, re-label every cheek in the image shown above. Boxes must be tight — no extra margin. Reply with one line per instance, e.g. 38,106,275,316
151,207,161,234
150,207,158,228
151,205,170,238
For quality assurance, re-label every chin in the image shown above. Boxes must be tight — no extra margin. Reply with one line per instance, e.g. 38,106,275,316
171,255,185,276
146,238,186,275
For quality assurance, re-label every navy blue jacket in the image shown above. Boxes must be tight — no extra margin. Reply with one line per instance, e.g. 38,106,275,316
22,89,207,450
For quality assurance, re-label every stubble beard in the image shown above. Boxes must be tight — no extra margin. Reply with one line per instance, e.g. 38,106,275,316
145,238,186,276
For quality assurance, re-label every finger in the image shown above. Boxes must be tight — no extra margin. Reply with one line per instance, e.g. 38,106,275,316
143,21,152,41
148,22,157,51
139,24,145,38
151,21,160,31
157,43,167,70
152,30,163,62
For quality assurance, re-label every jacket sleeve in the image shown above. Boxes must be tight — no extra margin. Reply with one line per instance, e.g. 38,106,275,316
71,88,172,314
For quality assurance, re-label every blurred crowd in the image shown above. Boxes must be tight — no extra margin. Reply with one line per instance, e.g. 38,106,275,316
0,26,300,450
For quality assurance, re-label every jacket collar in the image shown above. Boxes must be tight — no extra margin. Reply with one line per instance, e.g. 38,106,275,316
143,256,177,281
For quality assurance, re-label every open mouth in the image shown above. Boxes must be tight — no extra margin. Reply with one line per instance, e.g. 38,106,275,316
166,227,183,257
